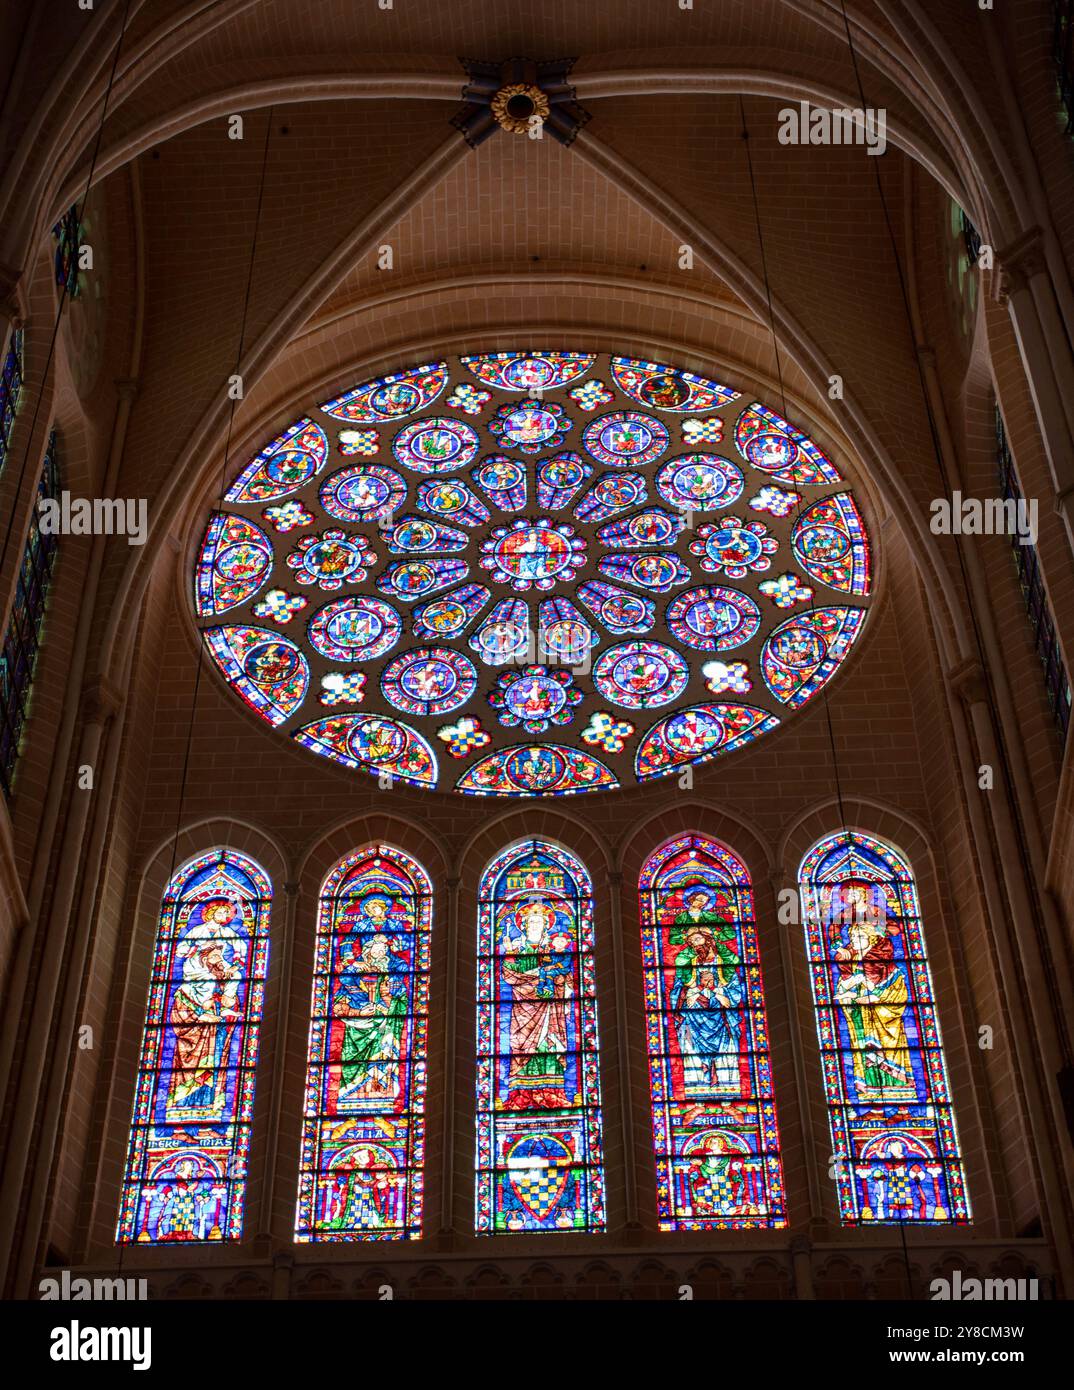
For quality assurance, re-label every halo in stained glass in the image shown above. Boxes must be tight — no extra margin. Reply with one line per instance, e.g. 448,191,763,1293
319,464,406,523
791,493,871,594
462,350,596,392
377,558,468,602
597,508,683,550
411,584,490,641
760,607,866,707
656,454,745,512
537,452,591,509
734,403,842,486
457,745,617,797
320,361,448,422
487,400,571,453
392,416,479,473
480,519,586,591
226,419,329,503
204,625,309,725
593,641,689,709
471,456,527,510
666,585,761,652
294,713,437,787
582,410,669,468
195,513,273,616
610,357,739,412
307,596,402,662
576,580,654,635
636,703,781,781
597,552,691,594
381,646,478,717
416,476,489,526
574,473,647,523
381,516,467,555
194,350,875,791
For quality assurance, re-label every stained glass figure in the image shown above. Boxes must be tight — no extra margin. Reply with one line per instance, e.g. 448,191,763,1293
488,666,582,732
380,517,467,555
380,646,478,717
666,585,761,652
411,583,490,641
798,832,970,1225
457,746,618,797
573,472,647,523
593,640,689,709
537,598,598,663
204,626,309,726
735,403,842,486
320,465,406,524
582,410,669,468
307,596,402,662
791,493,871,594
611,357,739,413
656,454,745,513
226,419,329,503
376,558,469,603
471,455,527,511
294,714,437,788
320,361,448,422
639,835,785,1229
576,580,654,636
480,519,586,591
295,845,432,1240
636,703,780,781
760,607,867,707
476,840,606,1232
488,400,571,453
537,452,592,509
415,476,489,526
392,417,479,473
597,552,691,594
690,516,777,578
597,507,683,550
117,851,271,1243
462,350,595,392
468,598,531,666
195,513,273,616
286,530,376,590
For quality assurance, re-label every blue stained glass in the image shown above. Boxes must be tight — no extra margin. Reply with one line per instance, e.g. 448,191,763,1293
203,626,309,726
293,713,438,788
610,357,739,412
226,419,329,503
480,519,586,592
592,640,689,709
462,350,596,392
471,456,527,511
488,400,572,453
320,362,448,422
537,598,599,662
458,745,618,798
576,580,654,635
735,403,842,486
307,596,402,662
380,516,468,555
411,584,490,641
468,598,531,666
760,607,867,707
582,410,669,467
666,585,761,652
392,417,479,473
320,465,406,523
597,508,683,549
415,476,489,526
381,646,478,716
656,454,745,512
636,704,781,781
573,472,647,523
798,832,970,1225
376,558,468,603
597,552,691,594
537,452,592,509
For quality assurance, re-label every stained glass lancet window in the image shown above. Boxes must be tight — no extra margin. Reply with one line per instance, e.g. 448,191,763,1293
116,850,271,1243
639,835,786,1229
0,429,59,796
0,326,23,472
295,845,431,1241
476,839,606,1233
799,831,970,1225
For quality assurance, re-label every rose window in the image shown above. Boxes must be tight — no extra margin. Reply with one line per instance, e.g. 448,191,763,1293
193,351,874,795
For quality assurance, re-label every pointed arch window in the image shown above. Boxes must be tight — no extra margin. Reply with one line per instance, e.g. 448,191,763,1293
295,844,432,1241
799,831,970,1224
0,326,23,471
476,839,605,1233
1,428,58,796
639,834,786,1229
117,850,272,1243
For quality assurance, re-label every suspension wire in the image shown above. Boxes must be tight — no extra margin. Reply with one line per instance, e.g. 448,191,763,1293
836,0,1071,1065
116,105,276,1266
0,0,135,582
